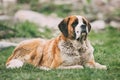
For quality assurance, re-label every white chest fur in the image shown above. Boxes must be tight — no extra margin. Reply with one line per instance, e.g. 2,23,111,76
58,40,90,66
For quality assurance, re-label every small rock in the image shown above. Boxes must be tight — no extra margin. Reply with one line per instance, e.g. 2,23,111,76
0,41,17,49
0,15,11,20
110,21,120,29
39,0,76,5
91,20,106,32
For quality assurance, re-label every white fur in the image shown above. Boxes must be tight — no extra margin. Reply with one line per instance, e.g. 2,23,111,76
39,66,51,71
58,65,84,69
58,39,88,66
85,62,107,70
75,16,89,39
77,16,89,33
6,59,23,69
75,16,83,39
75,26,81,39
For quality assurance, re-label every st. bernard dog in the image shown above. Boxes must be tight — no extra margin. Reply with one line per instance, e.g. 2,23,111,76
6,15,107,70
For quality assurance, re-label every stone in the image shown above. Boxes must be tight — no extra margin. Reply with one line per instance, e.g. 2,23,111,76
0,41,17,49
14,10,62,29
91,20,106,32
0,15,11,20
110,21,120,29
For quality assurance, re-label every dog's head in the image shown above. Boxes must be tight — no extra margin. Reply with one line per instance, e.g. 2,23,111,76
58,15,91,42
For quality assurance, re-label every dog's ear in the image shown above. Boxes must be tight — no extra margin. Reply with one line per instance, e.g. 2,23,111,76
87,22,91,32
82,17,91,32
58,18,70,37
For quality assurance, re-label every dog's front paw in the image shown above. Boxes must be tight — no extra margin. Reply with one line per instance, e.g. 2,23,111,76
85,62,107,70
94,63,107,70
58,65,84,69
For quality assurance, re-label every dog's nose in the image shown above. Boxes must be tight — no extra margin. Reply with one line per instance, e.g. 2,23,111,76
82,29,86,33
81,25,87,33
81,25,86,33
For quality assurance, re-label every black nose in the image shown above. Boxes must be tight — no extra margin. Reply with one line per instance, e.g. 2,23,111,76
82,29,86,33
81,25,86,33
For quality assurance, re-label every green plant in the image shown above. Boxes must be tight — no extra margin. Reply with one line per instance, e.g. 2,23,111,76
39,27,54,39
17,0,38,4
13,21,40,38
0,21,53,39
86,0,91,4
31,3,72,17
112,9,120,17
0,22,15,39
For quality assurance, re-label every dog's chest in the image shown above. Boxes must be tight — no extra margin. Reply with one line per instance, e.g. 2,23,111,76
58,40,88,66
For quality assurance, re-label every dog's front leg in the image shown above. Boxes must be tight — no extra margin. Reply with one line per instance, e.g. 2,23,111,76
84,51,107,70
85,60,107,70
58,65,84,69
85,40,107,70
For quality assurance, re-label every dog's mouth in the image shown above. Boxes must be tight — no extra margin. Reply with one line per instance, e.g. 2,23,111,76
77,32,87,43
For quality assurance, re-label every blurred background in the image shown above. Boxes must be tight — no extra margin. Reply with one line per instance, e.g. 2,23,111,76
0,0,120,48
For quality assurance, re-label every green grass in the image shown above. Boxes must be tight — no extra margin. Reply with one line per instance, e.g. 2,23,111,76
0,27,120,80
0,21,53,39
13,21,41,38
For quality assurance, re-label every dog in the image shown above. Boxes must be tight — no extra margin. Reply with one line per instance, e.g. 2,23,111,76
6,15,107,70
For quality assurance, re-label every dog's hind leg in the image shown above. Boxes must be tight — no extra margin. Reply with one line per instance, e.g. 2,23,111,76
6,59,24,69
6,48,25,69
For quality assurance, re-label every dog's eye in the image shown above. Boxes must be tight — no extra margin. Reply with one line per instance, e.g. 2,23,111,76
72,19,78,27
72,22,77,27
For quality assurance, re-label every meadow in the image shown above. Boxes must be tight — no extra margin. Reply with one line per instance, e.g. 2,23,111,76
0,25,120,80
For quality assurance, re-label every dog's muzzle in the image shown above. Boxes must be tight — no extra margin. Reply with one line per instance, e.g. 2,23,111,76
77,30,87,43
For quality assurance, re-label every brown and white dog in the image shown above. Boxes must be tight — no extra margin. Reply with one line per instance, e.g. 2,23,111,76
6,15,107,70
